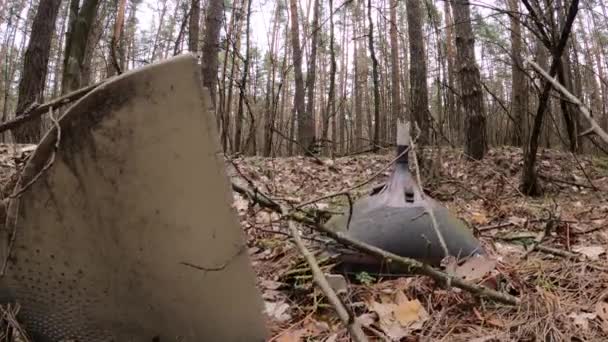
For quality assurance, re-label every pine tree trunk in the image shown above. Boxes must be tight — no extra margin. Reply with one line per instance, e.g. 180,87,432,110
289,0,312,152
201,0,223,108
61,0,100,94
508,0,526,146
234,0,251,153
521,0,579,195
189,0,200,53
444,0,457,142
367,0,381,151
450,0,487,159
52,2,69,98
82,1,105,83
219,0,240,151
353,0,364,150
262,1,281,157
389,0,402,132
406,0,430,145
109,0,127,76
13,0,62,143
325,0,336,154
305,0,320,151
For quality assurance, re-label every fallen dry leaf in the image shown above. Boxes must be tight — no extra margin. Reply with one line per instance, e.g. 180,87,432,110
366,291,429,340
233,195,249,212
393,298,429,329
595,301,608,332
454,255,497,282
357,313,377,327
572,245,605,260
261,279,284,290
265,301,292,322
568,312,597,330
470,211,489,225
324,273,348,295
507,216,527,226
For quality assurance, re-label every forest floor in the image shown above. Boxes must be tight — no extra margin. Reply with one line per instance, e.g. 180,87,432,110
0,145,607,341
230,146,608,342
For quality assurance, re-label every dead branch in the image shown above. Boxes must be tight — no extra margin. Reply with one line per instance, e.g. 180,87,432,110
280,206,368,342
313,219,519,305
231,179,520,306
538,174,596,189
525,58,608,146
409,123,450,263
0,82,101,135
231,181,281,212
524,206,559,259
2,108,62,277
9,108,60,198
0,303,30,342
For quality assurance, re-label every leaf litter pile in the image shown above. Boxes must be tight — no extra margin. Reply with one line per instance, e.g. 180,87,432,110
0,145,607,341
231,147,608,341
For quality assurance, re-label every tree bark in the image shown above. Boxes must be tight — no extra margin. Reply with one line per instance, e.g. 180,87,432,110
306,0,320,149
353,0,365,150
521,0,579,195
406,0,430,145
201,0,223,108
13,0,62,143
508,0,526,146
450,0,487,159
367,0,381,151
289,0,312,152
109,0,127,76
234,0,252,153
442,1,457,142
389,0,402,129
325,0,337,154
189,0,200,53
51,2,70,98
262,1,281,157
61,0,100,94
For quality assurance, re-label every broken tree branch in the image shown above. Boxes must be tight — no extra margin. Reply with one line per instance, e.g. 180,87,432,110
280,205,368,342
409,122,450,262
231,178,520,306
525,58,608,146
312,218,519,305
0,82,101,135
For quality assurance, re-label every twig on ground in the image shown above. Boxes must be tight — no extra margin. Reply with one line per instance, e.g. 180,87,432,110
525,58,608,146
524,206,559,259
0,303,30,342
569,152,598,191
571,224,608,235
478,222,517,232
531,244,608,271
409,123,450,265
231,176,520,305
538,174,596,189
313,220,519,305
280,206,368,342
